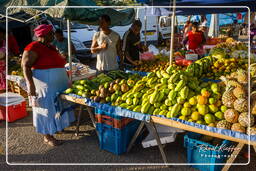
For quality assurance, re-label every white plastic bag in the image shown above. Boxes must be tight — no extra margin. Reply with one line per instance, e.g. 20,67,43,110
148,44,160,56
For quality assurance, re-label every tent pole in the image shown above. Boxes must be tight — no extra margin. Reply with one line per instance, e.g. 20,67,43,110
144,14,147,46
0,14,25,23
67,19,72,81
169,0,176,65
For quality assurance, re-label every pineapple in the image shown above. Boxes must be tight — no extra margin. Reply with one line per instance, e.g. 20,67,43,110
236,69,248,84
222,86,236,108
238,112,255,127
233,98,248,113
247,126,256,135
216,120,232,130
226,80,243,88
251,91,256,115
231,123,246,133
224,109,239,123
233,86,246,98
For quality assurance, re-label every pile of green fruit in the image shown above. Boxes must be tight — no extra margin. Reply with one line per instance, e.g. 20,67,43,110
185,56,214,78
64,70,134,98
89,73,141,103
64,78,98,98
109,68,227,127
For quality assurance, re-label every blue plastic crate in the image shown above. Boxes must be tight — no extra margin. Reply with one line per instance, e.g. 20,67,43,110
96,120,140,155
184,132,233,171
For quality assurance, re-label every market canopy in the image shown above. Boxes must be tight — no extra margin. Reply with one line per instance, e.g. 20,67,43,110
0,0,135,26
148,0,255,14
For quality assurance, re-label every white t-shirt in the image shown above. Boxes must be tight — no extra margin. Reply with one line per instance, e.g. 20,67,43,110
93,30,120,71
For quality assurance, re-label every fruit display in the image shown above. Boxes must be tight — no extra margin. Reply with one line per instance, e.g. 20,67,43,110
207,58,248,79
217,69,254,135
106,67,226,127
209,41,247,59
64,70,139,99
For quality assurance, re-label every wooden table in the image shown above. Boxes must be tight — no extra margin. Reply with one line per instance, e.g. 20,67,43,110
61,94,256,170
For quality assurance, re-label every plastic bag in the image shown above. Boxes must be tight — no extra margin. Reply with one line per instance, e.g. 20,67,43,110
140,52,154,61
148,44,160,55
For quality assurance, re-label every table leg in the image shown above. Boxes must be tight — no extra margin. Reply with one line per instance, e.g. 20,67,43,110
253,146,256,153
75,105,83,136
86,106,99,137
222,143,245,171
127,121,145,153
86,106,96,128
148,121,168,165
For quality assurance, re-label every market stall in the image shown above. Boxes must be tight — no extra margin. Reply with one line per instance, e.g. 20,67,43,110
52,20,256,167
3,2,256,170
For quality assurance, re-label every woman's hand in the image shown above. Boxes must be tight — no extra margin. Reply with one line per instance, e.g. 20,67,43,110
100,41,108,50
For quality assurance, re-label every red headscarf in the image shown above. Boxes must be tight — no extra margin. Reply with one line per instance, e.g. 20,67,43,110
33,24,53,37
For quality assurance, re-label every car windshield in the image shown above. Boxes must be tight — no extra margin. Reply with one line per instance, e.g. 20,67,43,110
62,22,89,29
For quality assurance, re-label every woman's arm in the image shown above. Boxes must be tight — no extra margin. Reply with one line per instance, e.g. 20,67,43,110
21,50,38,96
90,36,107,54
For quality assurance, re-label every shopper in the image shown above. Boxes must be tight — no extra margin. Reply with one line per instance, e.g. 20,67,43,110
122,20,147,66
91,15,123,72
8,31,20,57
22,24,75,146
232,19,241,40
0,28,6,93
183,22,206,56
200,15,208,39
52,29,76,61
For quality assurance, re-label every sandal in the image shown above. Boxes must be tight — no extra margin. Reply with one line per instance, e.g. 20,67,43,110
44,136,63,146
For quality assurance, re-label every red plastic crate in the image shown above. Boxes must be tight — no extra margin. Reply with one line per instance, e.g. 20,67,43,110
0,101,28,122
95,114,134,129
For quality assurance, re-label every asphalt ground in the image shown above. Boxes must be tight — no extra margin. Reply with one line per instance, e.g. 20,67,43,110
0,105,256,171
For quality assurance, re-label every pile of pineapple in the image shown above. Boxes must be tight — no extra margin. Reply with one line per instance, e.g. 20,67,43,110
217,68,256,135
251,63,256,129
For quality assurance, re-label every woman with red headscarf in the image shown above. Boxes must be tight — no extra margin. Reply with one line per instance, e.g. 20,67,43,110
22,24,75,146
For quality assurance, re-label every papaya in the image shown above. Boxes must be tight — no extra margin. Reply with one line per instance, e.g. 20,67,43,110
133,105,142,112
133,98,140,106
127,105,135,111
120,103,129,108
153,108,161,115
141,102,150,114
148,106,155,115
160,104,168,110
149,91,159,104
170,104,181,117
166,111,172,118
168,90,177,101
180,86,189,99
159,110,168,116
157,91,165,102
174,80,186,91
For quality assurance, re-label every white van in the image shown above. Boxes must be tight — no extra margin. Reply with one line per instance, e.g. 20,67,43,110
111,8,172,43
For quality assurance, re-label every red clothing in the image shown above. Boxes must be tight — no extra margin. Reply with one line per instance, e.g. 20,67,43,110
187,31,204,50
24,41,66,69
8,34,20,55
